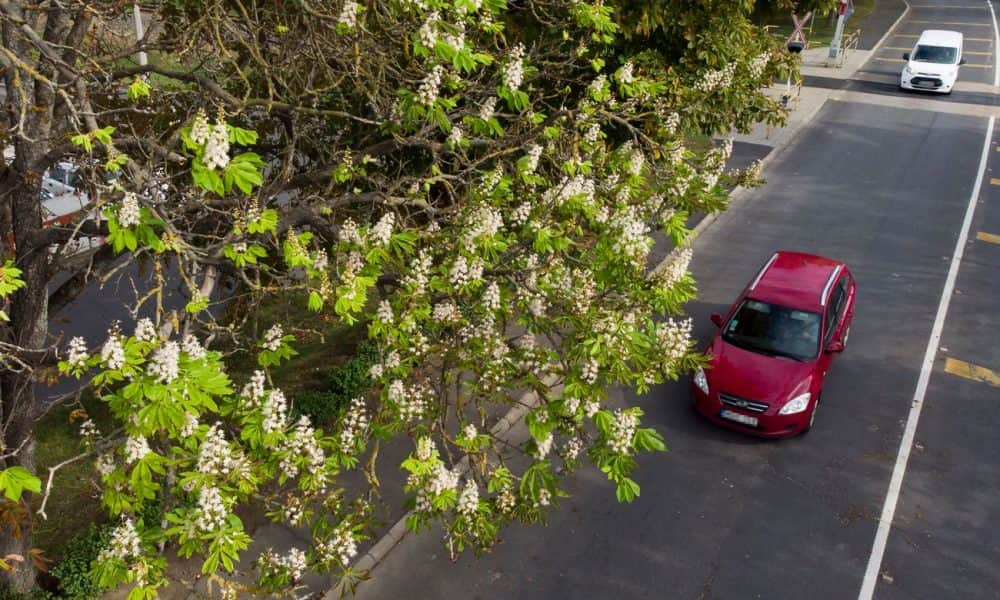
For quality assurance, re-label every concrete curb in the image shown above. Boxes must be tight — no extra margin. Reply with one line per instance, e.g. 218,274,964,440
326,4,912,592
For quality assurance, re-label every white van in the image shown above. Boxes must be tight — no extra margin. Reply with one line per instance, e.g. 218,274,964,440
900,30,965,94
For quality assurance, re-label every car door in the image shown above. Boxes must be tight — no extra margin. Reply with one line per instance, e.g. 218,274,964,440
817,274,848,378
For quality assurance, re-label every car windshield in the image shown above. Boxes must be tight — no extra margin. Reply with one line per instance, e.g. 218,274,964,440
912,44,958,64
722,299,821,361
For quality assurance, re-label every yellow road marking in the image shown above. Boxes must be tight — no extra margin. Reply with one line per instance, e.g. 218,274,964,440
992,177,1000,186
873,57,993,68
944,358,1000,387
976,231,1000,244
908,4,987,8
907,20,993,25
893,34,993,41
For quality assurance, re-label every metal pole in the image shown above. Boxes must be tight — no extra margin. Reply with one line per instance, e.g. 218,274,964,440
828,2,848,61
133,3,148,66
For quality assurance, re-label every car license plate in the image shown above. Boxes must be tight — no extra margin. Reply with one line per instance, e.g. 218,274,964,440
720,409,758,427
916,81,936,88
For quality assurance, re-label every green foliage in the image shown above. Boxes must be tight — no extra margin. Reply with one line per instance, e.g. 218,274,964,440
291,391,343,426
316,341,378,421
0,467,41,502
50,525,113,600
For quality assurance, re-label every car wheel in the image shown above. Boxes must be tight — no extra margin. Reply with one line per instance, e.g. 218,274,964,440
803,395,819,434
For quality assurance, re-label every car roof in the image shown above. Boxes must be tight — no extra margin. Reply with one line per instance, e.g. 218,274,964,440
916,30,963,46
746,251,845,313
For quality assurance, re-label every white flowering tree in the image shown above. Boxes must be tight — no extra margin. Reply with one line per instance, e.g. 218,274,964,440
1,0,791,595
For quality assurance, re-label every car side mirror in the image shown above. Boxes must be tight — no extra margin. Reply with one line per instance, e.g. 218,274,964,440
902,52,910,60
959,58,966,65
826,340,845,354
710,313,723,327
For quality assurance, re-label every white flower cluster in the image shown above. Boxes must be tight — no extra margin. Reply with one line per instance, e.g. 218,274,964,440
147,341,180,384
262,390,289,434
340,218,363,245
180,413,200,437
190,110,211,144
584,399,600,418
561,437,583,461
461,205,504,251
100,334,126,370
617,61,635,84
318,525,358,567
535,432,553,459
462,423,478,442
447,125,464,147
417,65,445,106
748,52,771,79
369,212,395,246
197,424,241,476
582,357,599,385
611,206,652,264
694,63,736,93
743,159,763,182
657,317,693,367
496,484,516,513
454,0,482,15
99,519,142,562
117,192,141,228
480,166,503,194
583,122,601,144
96,453,116,476
479,96,497,121
509,201,533,226
401,249,434,294
338,1,359,28
376,299,394,323
523,144,543,174
427,463,460,497
195,485,227,532
280,416,326,481
241,370,266,406
609,409,638,455
627,148,646,177
503,44,526,90
482,281,501,312
449,255,484,288
387,379,427,421
313,248,329,272
79,419,100,438
416,436,435,461
554,175,596,206
658,247,692,288
204,116,230,171
263,324,284,352
441,25,466,51
432,300,461,323
418,11,440,48
66,336,89,369
182,334,207,360
664,112,681,135
339,397,369,453
457,479,479,517
589,74,607,98
124,435,151,463
278,548,308,581
134,318,157,343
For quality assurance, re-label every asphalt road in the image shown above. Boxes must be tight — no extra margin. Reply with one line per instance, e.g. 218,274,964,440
351,2,1000,599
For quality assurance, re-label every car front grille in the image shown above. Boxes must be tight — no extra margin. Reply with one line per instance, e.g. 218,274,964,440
911,76,942,87
719,392,769,413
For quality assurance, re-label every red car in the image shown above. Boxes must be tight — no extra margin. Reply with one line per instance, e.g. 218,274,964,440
692,251,856,437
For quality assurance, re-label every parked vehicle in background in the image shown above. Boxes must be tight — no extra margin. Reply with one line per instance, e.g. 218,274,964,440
692,251,856,437
900,30,965,94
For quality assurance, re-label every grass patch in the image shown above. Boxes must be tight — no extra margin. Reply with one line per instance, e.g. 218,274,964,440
753,0,875,49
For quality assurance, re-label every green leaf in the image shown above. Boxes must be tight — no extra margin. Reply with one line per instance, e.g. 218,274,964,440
0,466,42,501
127,77,151,101
307,291,323,312
615,477,640,503
228,126,258,146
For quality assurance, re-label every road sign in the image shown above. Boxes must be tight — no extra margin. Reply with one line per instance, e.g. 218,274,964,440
786,11,812,53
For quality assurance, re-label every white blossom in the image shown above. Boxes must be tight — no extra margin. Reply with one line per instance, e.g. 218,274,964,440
457,479,479,517
482,281,501,312
338,1,359,28
242,370,266,406
262,390,289,434
79,419,99,439
659,247,692,288
312,248,329,272
582,357,599,385
182,334,207,360
583,122,601,144
447,125,464,147
535,488,551,507
561,437,583,461
417,65,445,106
589,74,607,98
657,317,693,369
369,212,395,246
100,334,126,370
503,44,526,90
510,201,533,226
496,485,516,513
263,324,284,352
609,409,638,455
376,299,394,323
462,423,478,441
584,399,600,418
524,144,543,174
617,61,635,84
96,453,116,476
418,12,440,48
66,336,89,369
180,413,200,437
479,96,498,121
338,397,369,453
748,52,771,78
432,300,460,323
99,519,142,562
279,548,308,581
318,525,358,567
416,436,435,461
195,486,227,532
535,432,553,459
124,435,151,463
203,118,230,171
117,192,141,228
134,318,157,343
190,110,211,144
197,424,240,476
340,218,364,245
427,463,460,496
147,341,180,384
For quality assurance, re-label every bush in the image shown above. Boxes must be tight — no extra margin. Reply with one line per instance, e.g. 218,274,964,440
0,586,55,600
49,525,112,600
293,341,378,426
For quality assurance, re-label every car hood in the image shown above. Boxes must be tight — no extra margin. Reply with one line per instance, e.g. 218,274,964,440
907,60,958,76
707,337,814,405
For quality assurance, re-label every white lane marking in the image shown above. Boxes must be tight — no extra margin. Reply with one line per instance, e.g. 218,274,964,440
989,0,1000,87
857,113,997,599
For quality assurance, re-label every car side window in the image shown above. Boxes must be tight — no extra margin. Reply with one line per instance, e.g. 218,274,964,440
824,278,847,344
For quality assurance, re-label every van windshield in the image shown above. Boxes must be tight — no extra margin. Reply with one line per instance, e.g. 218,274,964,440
913,44,958,64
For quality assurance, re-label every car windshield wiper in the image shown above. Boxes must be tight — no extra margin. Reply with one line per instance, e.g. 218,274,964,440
767,348,807,362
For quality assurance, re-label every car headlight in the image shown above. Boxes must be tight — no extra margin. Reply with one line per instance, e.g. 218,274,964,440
903,65,912,75
693,368,709,394
778,392,811,415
